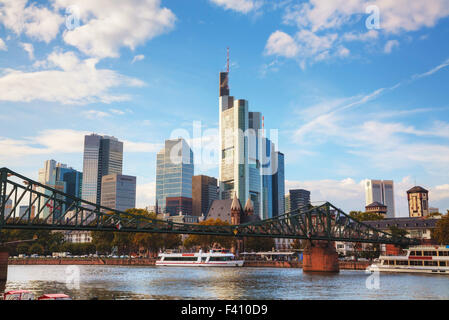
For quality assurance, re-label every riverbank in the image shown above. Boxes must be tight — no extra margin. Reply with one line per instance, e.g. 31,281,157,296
8,258,371,269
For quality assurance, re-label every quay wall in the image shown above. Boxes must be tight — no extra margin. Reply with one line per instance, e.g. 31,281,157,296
8,258,370,270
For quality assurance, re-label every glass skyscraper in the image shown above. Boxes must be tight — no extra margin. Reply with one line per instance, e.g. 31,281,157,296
272,151,285,217
100,174,136,212
81,134,123,205
155,138,194,215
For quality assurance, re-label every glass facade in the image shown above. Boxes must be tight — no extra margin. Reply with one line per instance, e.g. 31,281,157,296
289,189,311,213
81,134,123,205
100,174,136,212
272,152,285,217
155,138,194,214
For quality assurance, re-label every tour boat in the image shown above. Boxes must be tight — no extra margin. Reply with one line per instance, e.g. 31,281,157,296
367,245,449,274
156,249,244,267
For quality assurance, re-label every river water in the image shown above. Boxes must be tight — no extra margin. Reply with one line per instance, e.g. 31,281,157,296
4,265,449,300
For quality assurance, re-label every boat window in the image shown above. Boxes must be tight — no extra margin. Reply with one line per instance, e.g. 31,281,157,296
424,261,438,266
209,256,231,261
164,257,197,261
439,261,446,267
424,251,433,256
439,251,449,256
410,251,416,256
397,260,408,266
410,261,424,266
414,251,423,256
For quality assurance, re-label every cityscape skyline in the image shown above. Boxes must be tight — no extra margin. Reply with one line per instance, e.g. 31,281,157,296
1,1,449,216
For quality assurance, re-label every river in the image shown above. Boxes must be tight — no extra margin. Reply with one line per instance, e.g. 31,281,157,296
3,265,449,299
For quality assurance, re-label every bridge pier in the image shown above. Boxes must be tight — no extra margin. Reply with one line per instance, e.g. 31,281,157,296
0,246,8,292
302,240,339,273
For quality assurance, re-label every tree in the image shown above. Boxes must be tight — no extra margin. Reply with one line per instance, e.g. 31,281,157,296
389,226,408,238
29,243,44,255
349,211,384,221
17,243,30,255
432,214,449,244
183,219,235,250
244,237,275,252
291,239,306,250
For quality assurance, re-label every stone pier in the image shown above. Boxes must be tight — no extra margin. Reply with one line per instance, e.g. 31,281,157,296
0,246,8,286
302,241,339,273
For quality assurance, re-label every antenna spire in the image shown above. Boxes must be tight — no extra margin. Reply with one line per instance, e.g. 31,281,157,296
226,47,229,73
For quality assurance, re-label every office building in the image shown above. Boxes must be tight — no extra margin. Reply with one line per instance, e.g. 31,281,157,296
100,174,136,212
272,152,285,217
289,189,311,213
81,134,123,205
218,66,284,220
365,179,395,217
155,138,194,215
192,175,218,216
407,186,429,217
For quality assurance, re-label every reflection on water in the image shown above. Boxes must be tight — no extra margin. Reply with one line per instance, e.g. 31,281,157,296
3,265,449,300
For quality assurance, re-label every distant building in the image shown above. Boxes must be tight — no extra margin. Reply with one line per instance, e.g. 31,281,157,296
100,174,136,212
192,175,218,216
165,196,193,216
63,231,92,243
365,217,439,240
272,152,285,217
407,186,429,217
365,201,387,216
4,199,12,217
206,192,260,225
82,134,123,205
145,205,157,213
429,207,440,215
155,138,194,215
284,195,291,214
365,179,395,217
289,189,311,213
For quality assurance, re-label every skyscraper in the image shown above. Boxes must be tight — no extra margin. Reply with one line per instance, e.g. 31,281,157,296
272,151,285,217
192,175,218,216
289,189,311,213
407,186,429,217
100,174,136,212
81,134,123,205
218,67,283,220
365,179,395,217
155,138,194,215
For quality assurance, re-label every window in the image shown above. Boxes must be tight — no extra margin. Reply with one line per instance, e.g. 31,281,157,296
424,261,438,267
439,261,447,267
209,256,231,261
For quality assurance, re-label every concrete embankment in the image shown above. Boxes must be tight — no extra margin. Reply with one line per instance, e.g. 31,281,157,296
8,258,371,270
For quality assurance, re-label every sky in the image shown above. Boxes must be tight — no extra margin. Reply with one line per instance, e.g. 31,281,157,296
0,0,449,216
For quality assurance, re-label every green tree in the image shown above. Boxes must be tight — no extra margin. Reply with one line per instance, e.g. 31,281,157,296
28,243,44,255
17,243,30,255
183,219,235,250
432,214,449,244
349,211,385,221
244,237,275,252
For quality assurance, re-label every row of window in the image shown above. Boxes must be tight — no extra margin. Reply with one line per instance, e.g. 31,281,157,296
410,251,449,256
384,260,447,267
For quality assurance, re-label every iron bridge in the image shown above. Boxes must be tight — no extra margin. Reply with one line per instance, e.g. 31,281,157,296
0,168,418,246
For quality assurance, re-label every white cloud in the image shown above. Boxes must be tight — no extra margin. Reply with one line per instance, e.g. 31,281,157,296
265,31,299,58
267,0,449,66
82,110,111,119
0,129,162,161
0,38,7,51
20,42,34,59
209,0,261,14
131,54,145,63
136,181,155,208
0,50,144,104
384,39,399,53
53,0,176,58
0,0,64,43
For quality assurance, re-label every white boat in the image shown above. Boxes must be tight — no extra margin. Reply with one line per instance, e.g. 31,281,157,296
155,249,244,267
367,245,449,274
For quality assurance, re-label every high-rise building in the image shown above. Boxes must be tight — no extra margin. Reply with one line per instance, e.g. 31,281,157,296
284,195,291,214
100,174,136,212
407,186,429,217
81,134,123,205
289,189,311,213
192,175,218,216
272,152,285,217
365,179,395,217
218,67,283,220
155,138,194,215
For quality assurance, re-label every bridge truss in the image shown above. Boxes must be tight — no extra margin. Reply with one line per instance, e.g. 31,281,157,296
0,168,418,246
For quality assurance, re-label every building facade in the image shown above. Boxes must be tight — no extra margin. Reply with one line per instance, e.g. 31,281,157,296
365,201,388,216
407,186,429,217
289,189,311,213
218,70,283,220
365,179,395,218
272,152,285,217
192,175,218,216
100,174,136,212
81,134,123,205
155,138,194,215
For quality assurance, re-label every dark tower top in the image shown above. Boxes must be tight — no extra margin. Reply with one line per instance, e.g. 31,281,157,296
219,72,229,96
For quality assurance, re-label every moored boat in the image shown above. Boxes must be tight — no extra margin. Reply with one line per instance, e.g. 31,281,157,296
367,245,449,274
156,249,244,267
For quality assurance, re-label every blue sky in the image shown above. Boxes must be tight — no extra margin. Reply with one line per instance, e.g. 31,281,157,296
1,0,449,216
